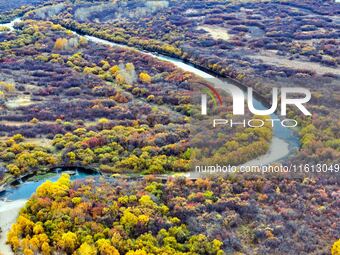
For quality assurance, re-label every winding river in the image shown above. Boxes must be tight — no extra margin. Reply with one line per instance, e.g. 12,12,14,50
0,17,301,253
1,17,300,176
0,17,300,178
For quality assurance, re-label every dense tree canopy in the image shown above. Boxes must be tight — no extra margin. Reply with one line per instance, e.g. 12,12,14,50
7,174,339,255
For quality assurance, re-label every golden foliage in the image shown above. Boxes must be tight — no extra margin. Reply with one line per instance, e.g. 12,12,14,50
139,72,152,84
54,38,68,50
332,239,340,255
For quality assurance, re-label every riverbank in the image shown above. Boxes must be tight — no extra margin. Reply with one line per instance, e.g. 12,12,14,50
0,199,27,254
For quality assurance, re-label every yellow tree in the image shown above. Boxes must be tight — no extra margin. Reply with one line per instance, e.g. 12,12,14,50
332,239,340,255
139,72,151,84
116,73,126,84
7,164,21,176
41,242,51,255
125,63,135,72
23,249,34,255
12,134,24,142
120,209,138,233
67,151,76,163
96,239,119,255
98,118,109,129
30,118,39,124
76,242,97,255
59,232,78,253
54,38,68,50
110,65,120,76
126,250,148,255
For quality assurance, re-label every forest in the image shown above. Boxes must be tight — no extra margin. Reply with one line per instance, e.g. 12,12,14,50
6,173,340,254
0,18,270,182
0,0,338,255
19,0,338,166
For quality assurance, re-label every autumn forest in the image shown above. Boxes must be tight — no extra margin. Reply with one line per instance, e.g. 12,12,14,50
0,0,339,255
